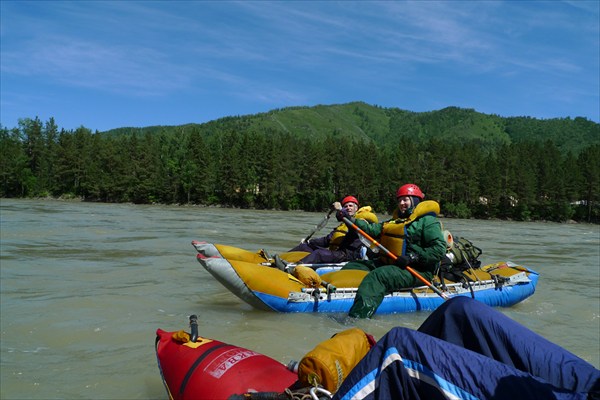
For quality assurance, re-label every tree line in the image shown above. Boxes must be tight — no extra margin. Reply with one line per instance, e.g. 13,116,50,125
1,117,598,223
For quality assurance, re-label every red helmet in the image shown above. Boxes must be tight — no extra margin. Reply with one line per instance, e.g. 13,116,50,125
341,195,359,206
396,184,424,199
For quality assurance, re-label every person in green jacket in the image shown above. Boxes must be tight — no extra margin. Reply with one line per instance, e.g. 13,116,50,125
336,183,447,318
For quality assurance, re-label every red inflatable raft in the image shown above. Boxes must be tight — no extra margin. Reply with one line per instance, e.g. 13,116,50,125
155,318,297,400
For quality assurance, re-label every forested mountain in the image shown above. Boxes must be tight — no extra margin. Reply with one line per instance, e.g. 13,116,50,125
1,103,599,223
104,102,599,155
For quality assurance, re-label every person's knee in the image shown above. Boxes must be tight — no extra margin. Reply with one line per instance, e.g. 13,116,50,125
379,327,423,351
443,296,481,314
367,265,391,281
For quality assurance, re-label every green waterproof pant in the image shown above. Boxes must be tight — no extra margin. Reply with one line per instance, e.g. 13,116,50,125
342,260,434,318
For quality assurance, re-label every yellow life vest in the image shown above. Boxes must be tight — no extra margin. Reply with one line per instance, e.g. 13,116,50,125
329,206,378,250
380,200,440,264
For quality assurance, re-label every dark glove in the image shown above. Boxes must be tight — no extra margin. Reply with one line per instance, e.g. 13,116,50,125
394,253,418,269
336,209,350,222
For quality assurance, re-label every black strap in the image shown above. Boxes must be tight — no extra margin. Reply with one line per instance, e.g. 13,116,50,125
180,342,230,396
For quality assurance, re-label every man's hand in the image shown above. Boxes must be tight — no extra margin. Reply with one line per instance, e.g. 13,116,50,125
336,209,350,222
394,253,418,269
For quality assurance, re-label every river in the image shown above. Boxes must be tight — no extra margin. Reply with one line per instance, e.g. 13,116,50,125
1,199,598,399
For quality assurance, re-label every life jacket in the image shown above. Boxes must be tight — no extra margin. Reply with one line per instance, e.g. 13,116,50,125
329,206,378,250
379,200,440,264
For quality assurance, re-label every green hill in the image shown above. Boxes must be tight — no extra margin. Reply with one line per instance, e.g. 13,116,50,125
103,102,599,154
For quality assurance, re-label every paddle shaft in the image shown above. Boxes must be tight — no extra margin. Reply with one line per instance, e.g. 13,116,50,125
259,262,346,270
342,216,449,300
287,262,346,268
303,209,335,242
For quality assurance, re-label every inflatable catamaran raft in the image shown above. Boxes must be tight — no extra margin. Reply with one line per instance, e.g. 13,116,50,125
192,241,539,314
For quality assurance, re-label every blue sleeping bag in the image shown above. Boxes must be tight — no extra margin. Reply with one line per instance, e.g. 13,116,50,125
334,297,599,400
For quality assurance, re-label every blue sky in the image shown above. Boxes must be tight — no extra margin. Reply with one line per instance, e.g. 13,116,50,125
1,1,598,132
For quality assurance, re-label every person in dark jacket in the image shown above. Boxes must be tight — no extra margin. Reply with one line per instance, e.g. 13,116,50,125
288,196,378,266
337,184,446,318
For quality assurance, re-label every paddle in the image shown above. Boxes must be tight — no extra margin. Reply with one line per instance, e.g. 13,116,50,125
338,212,449,300
284,262,347,269
302,207,335,243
